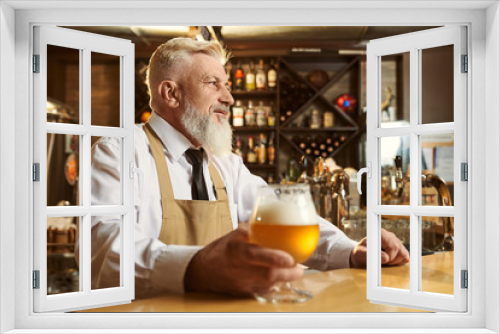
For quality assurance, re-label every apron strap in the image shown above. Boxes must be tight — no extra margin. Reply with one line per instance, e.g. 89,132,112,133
143,123,175,215
208,163,228,201
144,122,228,204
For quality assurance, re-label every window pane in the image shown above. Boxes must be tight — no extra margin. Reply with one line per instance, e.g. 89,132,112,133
91,215,121,290
381,136,410,205
380,52,410,127
421,133,454,206
421,216,454,294
47,45,80,124
47,134,80,206
91,52,121,127
91,136,122,205
47,216,80,295
380,215,410,290
421,45,454,124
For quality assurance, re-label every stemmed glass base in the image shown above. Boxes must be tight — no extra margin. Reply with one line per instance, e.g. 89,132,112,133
254,282,312,303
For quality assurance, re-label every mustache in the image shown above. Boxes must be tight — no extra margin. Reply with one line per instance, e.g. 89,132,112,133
209,104,230,114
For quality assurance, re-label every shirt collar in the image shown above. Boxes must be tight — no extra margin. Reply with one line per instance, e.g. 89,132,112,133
148,111,195,163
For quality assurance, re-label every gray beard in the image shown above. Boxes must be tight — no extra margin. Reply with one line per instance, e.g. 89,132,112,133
180,101,233,157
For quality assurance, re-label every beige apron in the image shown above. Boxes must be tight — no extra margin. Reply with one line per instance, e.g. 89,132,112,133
144,123,233,246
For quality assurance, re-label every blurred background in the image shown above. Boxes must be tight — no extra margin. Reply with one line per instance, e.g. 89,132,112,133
46,26,455,295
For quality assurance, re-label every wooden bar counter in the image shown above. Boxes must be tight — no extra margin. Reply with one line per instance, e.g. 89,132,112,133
82,252,453,313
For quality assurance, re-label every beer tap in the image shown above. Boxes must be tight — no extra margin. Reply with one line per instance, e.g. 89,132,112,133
394,156,409,198
297,155,311,184
392,155,454,251
422,174,454,251
330,169,350,229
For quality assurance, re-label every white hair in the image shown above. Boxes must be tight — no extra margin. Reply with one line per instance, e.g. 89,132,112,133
146,37,230,109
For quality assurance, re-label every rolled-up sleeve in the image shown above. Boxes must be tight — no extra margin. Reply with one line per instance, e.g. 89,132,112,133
304,217,358,270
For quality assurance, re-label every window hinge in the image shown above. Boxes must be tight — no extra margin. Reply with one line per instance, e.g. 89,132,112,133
461,162,468,181
461,270,468,289
33,270,40,289
461,54,468,73
33,54,40,73
33,163,40,182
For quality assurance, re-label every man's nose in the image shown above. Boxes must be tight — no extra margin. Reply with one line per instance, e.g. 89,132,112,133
220,87,234,106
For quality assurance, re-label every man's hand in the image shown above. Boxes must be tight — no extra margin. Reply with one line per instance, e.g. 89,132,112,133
184,225,303,296
349,228,410,268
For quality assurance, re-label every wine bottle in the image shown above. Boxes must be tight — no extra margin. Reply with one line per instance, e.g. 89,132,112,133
234,61,245,91
267,58,278,89
267,133,275,165
245,61,256,91
245,100,256,127
267,106,276,127
258,133,267,164
233,136,243,158
232,100,245,127
256,59,267,90
256,101,268,127
226,62,233,92
246,136,257,163
310,136,318,149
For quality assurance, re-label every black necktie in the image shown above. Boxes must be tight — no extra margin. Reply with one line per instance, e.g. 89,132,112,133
185,148,209,200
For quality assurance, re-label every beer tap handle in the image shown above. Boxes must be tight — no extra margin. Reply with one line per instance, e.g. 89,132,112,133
357,162,372,195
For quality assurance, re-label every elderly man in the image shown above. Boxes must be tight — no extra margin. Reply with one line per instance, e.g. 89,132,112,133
88,37,409,298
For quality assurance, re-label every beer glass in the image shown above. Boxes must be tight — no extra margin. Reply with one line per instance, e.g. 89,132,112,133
249,184,320,303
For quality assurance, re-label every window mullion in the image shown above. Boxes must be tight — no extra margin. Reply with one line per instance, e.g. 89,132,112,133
409,47,420,295
81,47,92,294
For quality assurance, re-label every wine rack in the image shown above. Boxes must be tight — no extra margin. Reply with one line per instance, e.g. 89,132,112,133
228,54,362,182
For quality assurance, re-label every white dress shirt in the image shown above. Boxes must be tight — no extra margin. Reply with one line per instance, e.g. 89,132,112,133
88,112,357,297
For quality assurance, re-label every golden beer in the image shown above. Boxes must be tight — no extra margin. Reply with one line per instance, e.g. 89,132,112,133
249,222,320,263
249,184,318,303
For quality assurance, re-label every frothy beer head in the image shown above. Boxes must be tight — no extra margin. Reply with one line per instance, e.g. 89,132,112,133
250,199,318,225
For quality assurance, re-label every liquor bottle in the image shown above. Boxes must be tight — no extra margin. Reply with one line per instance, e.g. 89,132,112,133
288,158,300,182
267,58,277,89
258,133,267,164
267,133,275,165
310,109,322,129
256,59,267,90
267,106,276,127
246,136,257,163
226,62,233,92
245,100,256,127
232,100,245,127
233,136,243,158
245,61,256,91
256,101,268,127
234,62,245,91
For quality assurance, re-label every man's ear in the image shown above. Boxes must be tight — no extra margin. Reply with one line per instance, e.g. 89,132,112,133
158,80,180,108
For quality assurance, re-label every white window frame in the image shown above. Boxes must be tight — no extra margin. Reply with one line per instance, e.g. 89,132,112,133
366,26,468,312
1,1,498,333
32,25,136,312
